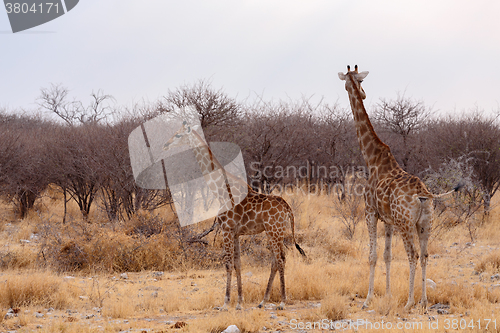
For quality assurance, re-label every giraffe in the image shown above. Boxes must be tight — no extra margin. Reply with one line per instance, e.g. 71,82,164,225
164,121,306,310
338,65,461,310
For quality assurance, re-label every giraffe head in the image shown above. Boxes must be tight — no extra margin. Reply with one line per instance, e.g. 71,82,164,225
163,121,201,150
338,65,369,99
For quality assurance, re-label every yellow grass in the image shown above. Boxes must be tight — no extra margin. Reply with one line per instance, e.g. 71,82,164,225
0,271,78,309
0,189,498,332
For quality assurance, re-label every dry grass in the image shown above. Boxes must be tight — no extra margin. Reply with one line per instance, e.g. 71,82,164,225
428,281,476,310
321,294,349,321
0,190,498,332
190,309,267,333
0,271,77,309
286,258,329,301
101,296,135,318
476,252,500,274
34,212,221,273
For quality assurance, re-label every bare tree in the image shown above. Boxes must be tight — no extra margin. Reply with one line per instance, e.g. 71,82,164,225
373,93,432,171
38,84,114,125
93,119,172,220
160,79,242,139
461,112,500,214
237,99,319,192
46,124,102,220
0,112,52,218
425,110,500,215
425,156,483,241
38,84,77,126
316,104,363,197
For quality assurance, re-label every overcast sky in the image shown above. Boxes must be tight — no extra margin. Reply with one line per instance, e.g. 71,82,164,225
1,0,499,117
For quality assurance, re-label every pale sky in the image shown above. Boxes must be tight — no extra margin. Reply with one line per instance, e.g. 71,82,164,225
1,0,499,116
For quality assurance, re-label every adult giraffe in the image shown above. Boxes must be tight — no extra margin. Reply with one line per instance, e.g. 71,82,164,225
338,65,460,310
164,120,305,310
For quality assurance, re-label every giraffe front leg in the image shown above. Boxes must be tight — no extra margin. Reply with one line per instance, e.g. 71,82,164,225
384,224,394,298
363,211,378,309
234,237,243,310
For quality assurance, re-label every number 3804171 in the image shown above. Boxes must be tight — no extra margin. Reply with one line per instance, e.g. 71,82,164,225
444,319,497,330
5,3,59,14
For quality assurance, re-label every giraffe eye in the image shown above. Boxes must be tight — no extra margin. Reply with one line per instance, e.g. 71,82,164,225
359,80,363,83
175,134,181,138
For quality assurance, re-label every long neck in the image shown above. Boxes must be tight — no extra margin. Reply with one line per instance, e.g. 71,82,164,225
345,77,398,173
188,131,252,206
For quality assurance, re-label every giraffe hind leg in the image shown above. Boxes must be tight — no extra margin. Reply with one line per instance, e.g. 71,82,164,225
258,260,277,309
277,244,286,310
234,236,243,310
363,210,378,309
401,228,418,310
417,201,432,308
384,223,394,298
259,237,286,310
219,232,234,311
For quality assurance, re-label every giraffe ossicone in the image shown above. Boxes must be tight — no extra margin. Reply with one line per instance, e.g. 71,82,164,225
338,71,368,82
339,65,460,310
164,107,306,310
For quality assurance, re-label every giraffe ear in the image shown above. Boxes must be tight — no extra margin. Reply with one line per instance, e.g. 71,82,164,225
355,71,369,81
191,125,201,132
338,72,346,80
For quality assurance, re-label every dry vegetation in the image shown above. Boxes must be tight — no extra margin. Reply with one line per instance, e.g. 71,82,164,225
0,189,499,333
1,82,500,332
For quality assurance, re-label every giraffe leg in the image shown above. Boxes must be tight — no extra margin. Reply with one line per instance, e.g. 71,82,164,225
383,223,394,298
362,211,378,309
221,232,234,311
417,202,432,309
234,236,243,310
400,229,418,310
258,260,277,309
277,243,286,310
259,236,285,310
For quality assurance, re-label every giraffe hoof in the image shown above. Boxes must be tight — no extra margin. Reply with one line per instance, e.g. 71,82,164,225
276,303,285,310
235,304,242,311
257,302,265,309
404,302,414,311
361,303,369,310
215,305,228,311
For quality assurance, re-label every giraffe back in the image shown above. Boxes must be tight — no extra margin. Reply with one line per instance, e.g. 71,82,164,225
370,169,433,226
218,191,293,238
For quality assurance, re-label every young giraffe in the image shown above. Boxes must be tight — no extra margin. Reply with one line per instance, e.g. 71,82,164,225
338,65,460,310
164,121,305,310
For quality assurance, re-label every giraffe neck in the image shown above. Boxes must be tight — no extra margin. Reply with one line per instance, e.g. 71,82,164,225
188,130,253,207
345,77,399,174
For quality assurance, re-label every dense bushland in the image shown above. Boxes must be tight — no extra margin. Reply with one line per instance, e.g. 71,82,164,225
0,81,499,272
2,81,499,219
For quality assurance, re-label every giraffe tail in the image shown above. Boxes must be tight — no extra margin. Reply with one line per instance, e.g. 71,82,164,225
290,211,306,257
431,181,465,199
295,243,306,257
